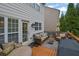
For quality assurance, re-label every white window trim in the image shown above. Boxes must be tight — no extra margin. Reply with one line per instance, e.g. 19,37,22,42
8,32,18,34
4,16,8,43
18,19,22,43
22,20,28,42
8,18,19,43
0,33,4,35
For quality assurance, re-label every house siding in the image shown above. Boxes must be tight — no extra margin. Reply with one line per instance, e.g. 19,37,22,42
0,3,44,45
44,7,60,33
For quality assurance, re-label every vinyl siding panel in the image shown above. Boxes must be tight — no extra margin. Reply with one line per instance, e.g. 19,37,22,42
0,3,44,44
0,3,42,21
44,7,60,32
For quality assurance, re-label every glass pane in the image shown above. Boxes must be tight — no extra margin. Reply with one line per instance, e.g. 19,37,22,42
35,22,38,26
39,27,41,30
12,19,15,23
32,3,35,8
12,23,16,32
0,35,4,44
16,28,18,32
8,18,12,32
8,27,11,32
8,33,18,43
39,23,41,26
35,4,40,11
23,23,27,32
8,18,18,32
8,23,11,27
8,18,11,23
0,29,4,33
16,20,18,23
22,22,28,42
12,28,15,32
8,18,18,43
16,23,18,27
39,23,42,30
0,16,4,33
8,34,11,42
35,27,38,30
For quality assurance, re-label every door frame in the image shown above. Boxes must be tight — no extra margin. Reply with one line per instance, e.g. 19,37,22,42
22,20,29,43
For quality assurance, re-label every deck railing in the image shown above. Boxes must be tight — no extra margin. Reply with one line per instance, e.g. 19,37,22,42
68,32,79,42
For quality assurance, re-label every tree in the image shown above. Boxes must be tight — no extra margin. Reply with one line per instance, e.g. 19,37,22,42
62,3,79,36
65,3,76,32
60,4,76,32
59,12,66,32
76,3,79,16
60,3,79,36
74,3,79,36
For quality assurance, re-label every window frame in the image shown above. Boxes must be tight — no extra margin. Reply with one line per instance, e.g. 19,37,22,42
8,18,18,43
31,3,40,11
34,22,42,31
0,16,5,43
0,16,4,34
38,23,42,30
8,18,18,33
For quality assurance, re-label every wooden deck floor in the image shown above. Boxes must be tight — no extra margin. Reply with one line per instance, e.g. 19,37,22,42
32,38,58,56
32,46,57,56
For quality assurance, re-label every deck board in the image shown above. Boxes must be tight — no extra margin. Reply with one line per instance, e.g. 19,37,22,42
32,46,57,56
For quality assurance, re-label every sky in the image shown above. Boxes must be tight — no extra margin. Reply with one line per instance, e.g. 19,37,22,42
46,3,68,16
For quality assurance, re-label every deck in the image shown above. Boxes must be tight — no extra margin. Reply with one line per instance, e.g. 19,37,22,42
6,33,79,56
58,39,79,56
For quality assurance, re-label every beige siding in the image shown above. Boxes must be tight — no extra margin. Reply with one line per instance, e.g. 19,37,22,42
44,7,60,32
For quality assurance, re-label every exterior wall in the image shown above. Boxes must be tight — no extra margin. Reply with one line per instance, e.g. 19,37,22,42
44,7,60,32
0,3,44,45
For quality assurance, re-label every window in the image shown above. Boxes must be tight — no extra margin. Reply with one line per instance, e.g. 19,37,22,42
35,22,38,30
22,22,28,42
8,18,18,32
31,3,40,11
35,4,40,11
0,16,4,33
0,35,4,44
34,22,42,31
0,16,4,44
8,18,18,43
35,27,38,30
39,23,42,30
32,3,35,8
8,33,18,43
